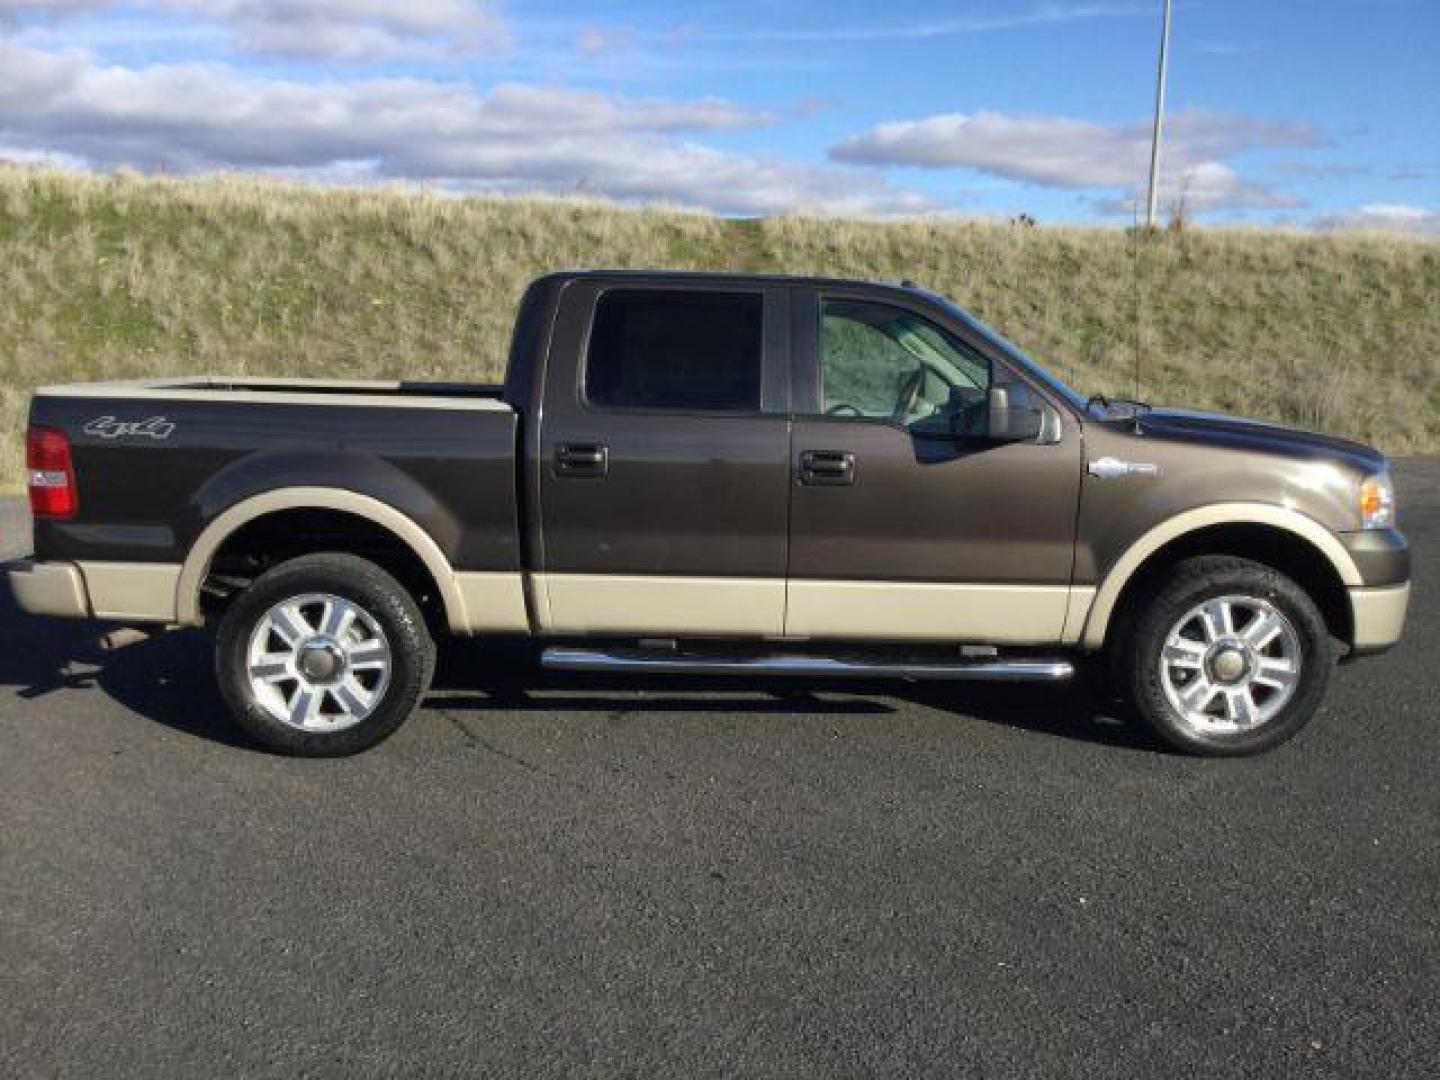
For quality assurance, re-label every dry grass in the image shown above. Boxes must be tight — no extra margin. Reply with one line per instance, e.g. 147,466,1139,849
2,168,1437,489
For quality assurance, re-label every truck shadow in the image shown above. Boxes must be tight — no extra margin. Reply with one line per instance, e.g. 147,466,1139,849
428,640,1153,751
0,576,1154,753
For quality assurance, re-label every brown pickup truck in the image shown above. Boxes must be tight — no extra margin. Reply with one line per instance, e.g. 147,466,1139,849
8,271,1410,757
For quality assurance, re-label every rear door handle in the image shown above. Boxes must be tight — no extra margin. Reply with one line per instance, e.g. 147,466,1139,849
800,450,856,486
554,442,609,478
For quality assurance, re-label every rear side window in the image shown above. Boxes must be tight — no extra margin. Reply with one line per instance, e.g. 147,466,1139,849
585,290,763,412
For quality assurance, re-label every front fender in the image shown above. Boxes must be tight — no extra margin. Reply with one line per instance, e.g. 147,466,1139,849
1078,502,1364,649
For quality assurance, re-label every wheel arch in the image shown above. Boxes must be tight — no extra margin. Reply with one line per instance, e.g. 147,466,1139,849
1080,504,1361,650
176,487,470,634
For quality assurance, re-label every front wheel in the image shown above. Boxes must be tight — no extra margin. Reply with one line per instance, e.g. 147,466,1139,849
215,553,437,756
1117,556,1334,756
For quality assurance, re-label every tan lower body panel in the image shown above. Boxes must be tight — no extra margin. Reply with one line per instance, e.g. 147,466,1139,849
57,560,525,631
536,574,785,637
785,580,1072,644
28,559,1096,645
7,560,90,619
76,561,181,622
1059,586,1098,646
1350,583,1410,650
455,571,531,633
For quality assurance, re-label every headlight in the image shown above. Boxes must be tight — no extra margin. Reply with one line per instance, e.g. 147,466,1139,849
1360,471,1396,529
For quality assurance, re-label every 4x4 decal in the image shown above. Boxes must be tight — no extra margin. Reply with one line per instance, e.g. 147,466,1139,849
83,416,176,440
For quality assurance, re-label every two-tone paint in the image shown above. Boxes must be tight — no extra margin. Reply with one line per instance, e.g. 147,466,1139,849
14,271,1410,656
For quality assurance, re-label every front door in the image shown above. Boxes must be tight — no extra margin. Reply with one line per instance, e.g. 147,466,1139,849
537,280,792,636
785,288,1082,644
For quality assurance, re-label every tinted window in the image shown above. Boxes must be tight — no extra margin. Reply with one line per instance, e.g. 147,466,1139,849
586,290,763,411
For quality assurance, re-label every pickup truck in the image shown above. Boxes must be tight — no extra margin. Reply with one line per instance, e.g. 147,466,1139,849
9,271,1411,757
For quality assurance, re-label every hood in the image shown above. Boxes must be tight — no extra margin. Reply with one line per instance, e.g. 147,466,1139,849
1122,408,1386,474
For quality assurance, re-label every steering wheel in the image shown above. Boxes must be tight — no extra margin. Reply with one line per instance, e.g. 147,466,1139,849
825,403,863,417
890,368,924,425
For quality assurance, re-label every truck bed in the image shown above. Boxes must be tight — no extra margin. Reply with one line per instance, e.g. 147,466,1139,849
29,376,522,576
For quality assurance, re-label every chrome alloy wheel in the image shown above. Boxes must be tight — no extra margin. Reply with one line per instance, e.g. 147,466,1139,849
245,593,392,732
1158,594,1302,735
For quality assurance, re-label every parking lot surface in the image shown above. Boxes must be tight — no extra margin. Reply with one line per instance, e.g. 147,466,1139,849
2,461,1436,1078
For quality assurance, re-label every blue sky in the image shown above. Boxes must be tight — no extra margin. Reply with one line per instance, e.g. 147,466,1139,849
0,0,1435,230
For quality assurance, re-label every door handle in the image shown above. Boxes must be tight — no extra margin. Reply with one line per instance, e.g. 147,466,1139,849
800,450,856,486
554,442,609,478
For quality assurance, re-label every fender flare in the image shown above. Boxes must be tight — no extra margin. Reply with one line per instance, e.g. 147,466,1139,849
175,486,469,634
1078,502,1363,649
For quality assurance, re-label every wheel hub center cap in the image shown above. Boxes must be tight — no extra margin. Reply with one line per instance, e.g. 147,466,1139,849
298,638,345,683
1210,644,1250,684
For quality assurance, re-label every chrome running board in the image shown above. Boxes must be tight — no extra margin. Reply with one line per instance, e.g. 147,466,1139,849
540,647,1074,682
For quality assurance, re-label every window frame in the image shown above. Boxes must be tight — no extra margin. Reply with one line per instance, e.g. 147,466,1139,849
577,283,790,419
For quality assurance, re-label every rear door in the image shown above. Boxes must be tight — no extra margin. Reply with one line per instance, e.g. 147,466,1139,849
785,286,1083,643
535,279,792,636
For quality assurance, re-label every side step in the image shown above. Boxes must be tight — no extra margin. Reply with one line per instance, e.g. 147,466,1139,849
540,647,1074,682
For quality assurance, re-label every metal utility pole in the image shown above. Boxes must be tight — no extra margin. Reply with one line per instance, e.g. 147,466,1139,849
1144,0,1173,229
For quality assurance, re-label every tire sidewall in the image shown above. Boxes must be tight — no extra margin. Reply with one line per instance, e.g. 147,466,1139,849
1126,558,1333,756
215,554,435,757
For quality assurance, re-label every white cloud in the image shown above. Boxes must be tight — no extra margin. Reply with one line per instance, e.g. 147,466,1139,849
163,0,508,60
1314,203,1439,236
0,0,107,19
0,143,88,168
830,108,1318,213
695,4,1148,43
0,37,935,216
1,0,509,59
1091,162,1302,217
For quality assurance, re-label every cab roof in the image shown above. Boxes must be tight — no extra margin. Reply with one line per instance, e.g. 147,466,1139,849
536,269,931,295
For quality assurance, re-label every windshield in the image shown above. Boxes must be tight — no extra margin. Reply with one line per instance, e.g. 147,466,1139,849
924,291,1093,415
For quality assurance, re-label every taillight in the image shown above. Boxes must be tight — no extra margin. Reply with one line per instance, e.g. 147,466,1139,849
27,425,77,518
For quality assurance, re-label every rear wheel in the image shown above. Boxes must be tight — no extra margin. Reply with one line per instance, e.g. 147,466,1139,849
215,553,436,756
1117,556,1333,756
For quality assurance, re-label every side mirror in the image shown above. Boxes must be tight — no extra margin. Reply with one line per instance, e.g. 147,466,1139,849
987,401,1045,442
949,385,1044,442
944,385,1048,443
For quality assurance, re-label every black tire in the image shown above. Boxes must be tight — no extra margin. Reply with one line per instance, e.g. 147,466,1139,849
215,553,436,757
1115,555,1334,757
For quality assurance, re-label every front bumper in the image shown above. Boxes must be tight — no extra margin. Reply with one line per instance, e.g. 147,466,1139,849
7,559,90,619
1338,528,1410,587
1348,582,1411,656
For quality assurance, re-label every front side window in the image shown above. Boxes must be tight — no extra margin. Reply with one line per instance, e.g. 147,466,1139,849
586,290,763,412
819,298,991,435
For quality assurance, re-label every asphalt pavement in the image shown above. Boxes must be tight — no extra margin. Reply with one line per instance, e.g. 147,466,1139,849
1,463,1436,1078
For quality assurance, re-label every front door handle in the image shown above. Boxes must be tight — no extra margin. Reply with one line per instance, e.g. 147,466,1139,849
800,450,856,486
554,442,609,478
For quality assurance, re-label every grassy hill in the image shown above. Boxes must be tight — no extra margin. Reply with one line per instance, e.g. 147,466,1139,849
2,168,1437,488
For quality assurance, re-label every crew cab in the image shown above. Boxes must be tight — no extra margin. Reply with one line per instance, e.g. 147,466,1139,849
9,272,1411,756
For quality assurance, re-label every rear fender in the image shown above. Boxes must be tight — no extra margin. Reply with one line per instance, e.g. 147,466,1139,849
177,451,469,633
